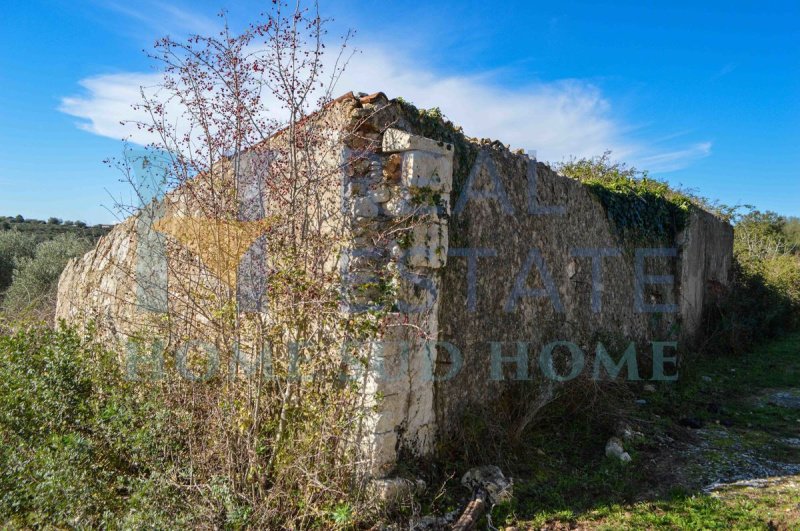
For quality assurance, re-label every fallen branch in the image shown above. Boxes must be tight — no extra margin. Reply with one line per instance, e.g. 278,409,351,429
451,488,487,531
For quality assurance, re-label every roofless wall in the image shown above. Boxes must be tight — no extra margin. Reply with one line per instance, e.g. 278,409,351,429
56,92,733,478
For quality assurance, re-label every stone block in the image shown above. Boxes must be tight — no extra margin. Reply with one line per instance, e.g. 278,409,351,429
382,127,454,156
369,478,426,505
401,151,453,193
383,194,414,218
352,197,379,219
368,186,391,203
406,221,448,269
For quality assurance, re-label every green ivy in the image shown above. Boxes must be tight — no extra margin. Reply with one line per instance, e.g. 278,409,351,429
556,152,703,246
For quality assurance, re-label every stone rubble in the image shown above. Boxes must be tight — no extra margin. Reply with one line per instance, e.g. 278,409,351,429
605,437,632,463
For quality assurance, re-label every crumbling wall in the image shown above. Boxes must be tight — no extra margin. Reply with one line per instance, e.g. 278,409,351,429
678,208,735,344
56,93,733,477
344,127,455,476
433,141,733,438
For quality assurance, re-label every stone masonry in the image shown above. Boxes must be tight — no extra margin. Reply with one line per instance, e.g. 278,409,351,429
56,92,734,478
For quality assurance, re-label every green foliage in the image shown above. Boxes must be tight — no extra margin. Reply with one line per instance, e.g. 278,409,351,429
784,216,800,252
734,210,800,312
734,210,792,260
701,208,800,354
0,325,185,528
0,215,110,239
555,152,702,245
331,503,354,527
2,234,92,316
0,223,108,322
0,231,38,294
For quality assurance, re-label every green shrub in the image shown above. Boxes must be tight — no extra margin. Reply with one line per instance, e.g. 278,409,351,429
784,216,800,252
0,231,38,294
734,210,791,260
2,234,91,316
702,210,800,354
0,325,186,528
555,153,717,246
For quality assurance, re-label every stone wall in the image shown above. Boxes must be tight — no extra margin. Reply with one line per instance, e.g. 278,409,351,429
56,93,734,478
433,143,733,436
343,127,455,476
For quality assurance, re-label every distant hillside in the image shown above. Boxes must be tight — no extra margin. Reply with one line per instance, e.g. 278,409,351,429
0,215,113,240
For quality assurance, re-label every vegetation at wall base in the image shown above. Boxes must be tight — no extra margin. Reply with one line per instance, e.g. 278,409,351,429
0,322,382,529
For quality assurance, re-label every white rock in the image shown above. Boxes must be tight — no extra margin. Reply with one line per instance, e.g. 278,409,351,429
382,128,453,156
368,186,392,203
352,197,378,218
461,465,513,505
605,437,632,463
370,477,426,505
383,195,414,218
401,151,453,193
566,259,578,279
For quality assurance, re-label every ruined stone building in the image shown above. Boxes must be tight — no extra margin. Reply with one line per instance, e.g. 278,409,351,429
56,92,733,477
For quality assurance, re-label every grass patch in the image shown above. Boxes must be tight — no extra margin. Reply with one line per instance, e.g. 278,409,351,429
578,481,800,530
492,332,800,529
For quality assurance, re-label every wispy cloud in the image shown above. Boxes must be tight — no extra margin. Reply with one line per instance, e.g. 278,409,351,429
639,142,711,172
60,73,162,142
95,0,219,38
637,142,713,173
59,42,711,173
712,62,738,80
336,46,633,162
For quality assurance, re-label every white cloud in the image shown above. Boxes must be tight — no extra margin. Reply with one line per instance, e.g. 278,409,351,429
60,73,162,143
335,47,632,163
59,44,710,172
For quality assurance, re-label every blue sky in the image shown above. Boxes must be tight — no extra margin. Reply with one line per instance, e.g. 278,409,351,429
1,0,797,224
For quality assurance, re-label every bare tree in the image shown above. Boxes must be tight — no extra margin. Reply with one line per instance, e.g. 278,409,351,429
104,2,388,526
